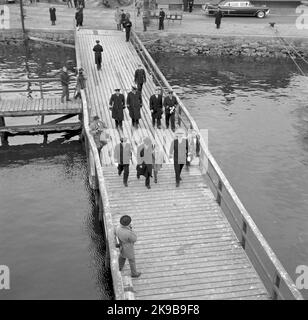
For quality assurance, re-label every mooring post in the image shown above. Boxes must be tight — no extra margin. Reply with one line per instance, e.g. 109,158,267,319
0,116,8,146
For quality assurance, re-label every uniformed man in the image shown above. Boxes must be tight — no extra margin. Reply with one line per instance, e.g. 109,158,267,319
169,128,189,187
134,64,146,93
109,88,125,131
93,40,103,71
114,137,132,187
163,90,178,132
127,86,142,128
158,8,165,30
115,215,141,278
149,87,163,129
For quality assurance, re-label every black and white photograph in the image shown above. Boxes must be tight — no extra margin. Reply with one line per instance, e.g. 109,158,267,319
0,0,307,306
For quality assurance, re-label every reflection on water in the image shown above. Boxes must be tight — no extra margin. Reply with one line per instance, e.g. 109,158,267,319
0,44,113,299
154,54,308,299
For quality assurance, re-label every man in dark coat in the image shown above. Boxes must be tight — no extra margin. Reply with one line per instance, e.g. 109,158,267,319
115,215,141,277
93,40,103,71
73,0,78,8
134,64,146,93
109,88,125,131
149,87,163,128
75,7,83,29
188,0,194,12
158,8,165,30
114,137,132,187
137,137,153,189
49,7,56,26
123,17,132,42
169,128,189,187
163,90,178,132
120,10,126,30
215,7,223,29
60,66,70,103
127,86,142,128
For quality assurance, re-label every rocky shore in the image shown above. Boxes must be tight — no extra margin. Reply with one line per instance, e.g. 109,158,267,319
137,33,308,59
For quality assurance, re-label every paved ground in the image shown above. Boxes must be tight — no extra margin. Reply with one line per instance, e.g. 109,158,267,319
4,2,308,38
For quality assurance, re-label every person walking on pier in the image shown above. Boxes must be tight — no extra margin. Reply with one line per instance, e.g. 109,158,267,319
158,8,165,31
120,9,126,30
89,115,108,156
49,6,56,26
215,7,223,29
109,88,125,131
93,40,103,71
60,66,71,103
137,137,153,189
114,7,122,31
75,7,83,30
134,64,146,94
153,143,164,183
74,68,86,100
149,87,163,129
163,90,178,132
127,86,142,129
169,128,189,187
115,215,141,278
123,16,132,42
114,137,132,187
188,0,194,13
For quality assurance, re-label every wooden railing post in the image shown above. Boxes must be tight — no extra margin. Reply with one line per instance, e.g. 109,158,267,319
0,116,8,146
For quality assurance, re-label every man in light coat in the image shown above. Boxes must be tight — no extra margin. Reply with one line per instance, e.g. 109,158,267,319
115,215,141,278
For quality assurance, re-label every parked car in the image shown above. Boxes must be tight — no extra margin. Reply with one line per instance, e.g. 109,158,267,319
202,1,270,19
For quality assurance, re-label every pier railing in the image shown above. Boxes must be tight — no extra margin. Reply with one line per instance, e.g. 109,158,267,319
131,30,303,300
0,78,76,98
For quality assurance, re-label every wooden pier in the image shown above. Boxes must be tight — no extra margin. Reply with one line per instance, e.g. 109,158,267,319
0,79,82,145
76,30,303,300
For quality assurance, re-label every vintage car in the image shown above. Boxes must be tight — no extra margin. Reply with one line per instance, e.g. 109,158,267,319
202,1,270,19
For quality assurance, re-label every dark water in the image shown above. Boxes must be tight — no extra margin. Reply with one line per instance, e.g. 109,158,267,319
154,54,308,299
0,45,113,299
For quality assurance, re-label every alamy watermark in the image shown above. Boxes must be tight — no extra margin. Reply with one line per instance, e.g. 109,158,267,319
0,5,10,30
295,265,308,290
295,5,308,30
0,265,10,290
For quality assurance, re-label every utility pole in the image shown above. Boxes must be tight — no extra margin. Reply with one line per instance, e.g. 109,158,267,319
20,0,26,37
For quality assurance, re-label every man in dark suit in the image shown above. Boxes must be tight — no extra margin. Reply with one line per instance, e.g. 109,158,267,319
134,64,146,93
60,66,70,103
137,137,153,189
93,40,103,71
163,90,178,132
114,137,132,187
123,17,132,42
158,8,165,30
109,88,126,131
49,6,56,26
169,128,189,187
215,7,223,29
127,86,142,128
149,87,163,129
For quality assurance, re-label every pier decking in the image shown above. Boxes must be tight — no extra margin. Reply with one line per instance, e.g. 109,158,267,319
76,29,274,300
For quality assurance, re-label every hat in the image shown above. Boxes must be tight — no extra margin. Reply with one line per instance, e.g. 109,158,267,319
120,215,131,226
168,90,173,94
93,115,99,120
96,40,100,43
115,88,120,92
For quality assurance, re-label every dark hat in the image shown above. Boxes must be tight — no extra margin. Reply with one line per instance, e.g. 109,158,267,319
120,215,131,226
93,115,99,120
96,40,100,43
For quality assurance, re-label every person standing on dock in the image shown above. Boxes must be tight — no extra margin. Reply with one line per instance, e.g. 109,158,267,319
169,128,189,187
137,137,153,189
114,137,132,187
93,40,103,71
60,66,71,103
49,6,56,26
123,16,132,42
163,90,178,132
158,8,165,31
127,86,142,129
115,215,141,278
149,87,163,129
215,7,223,29
74,68,86,100
109,88,126,131
89,115,108,155
134,64,146,93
